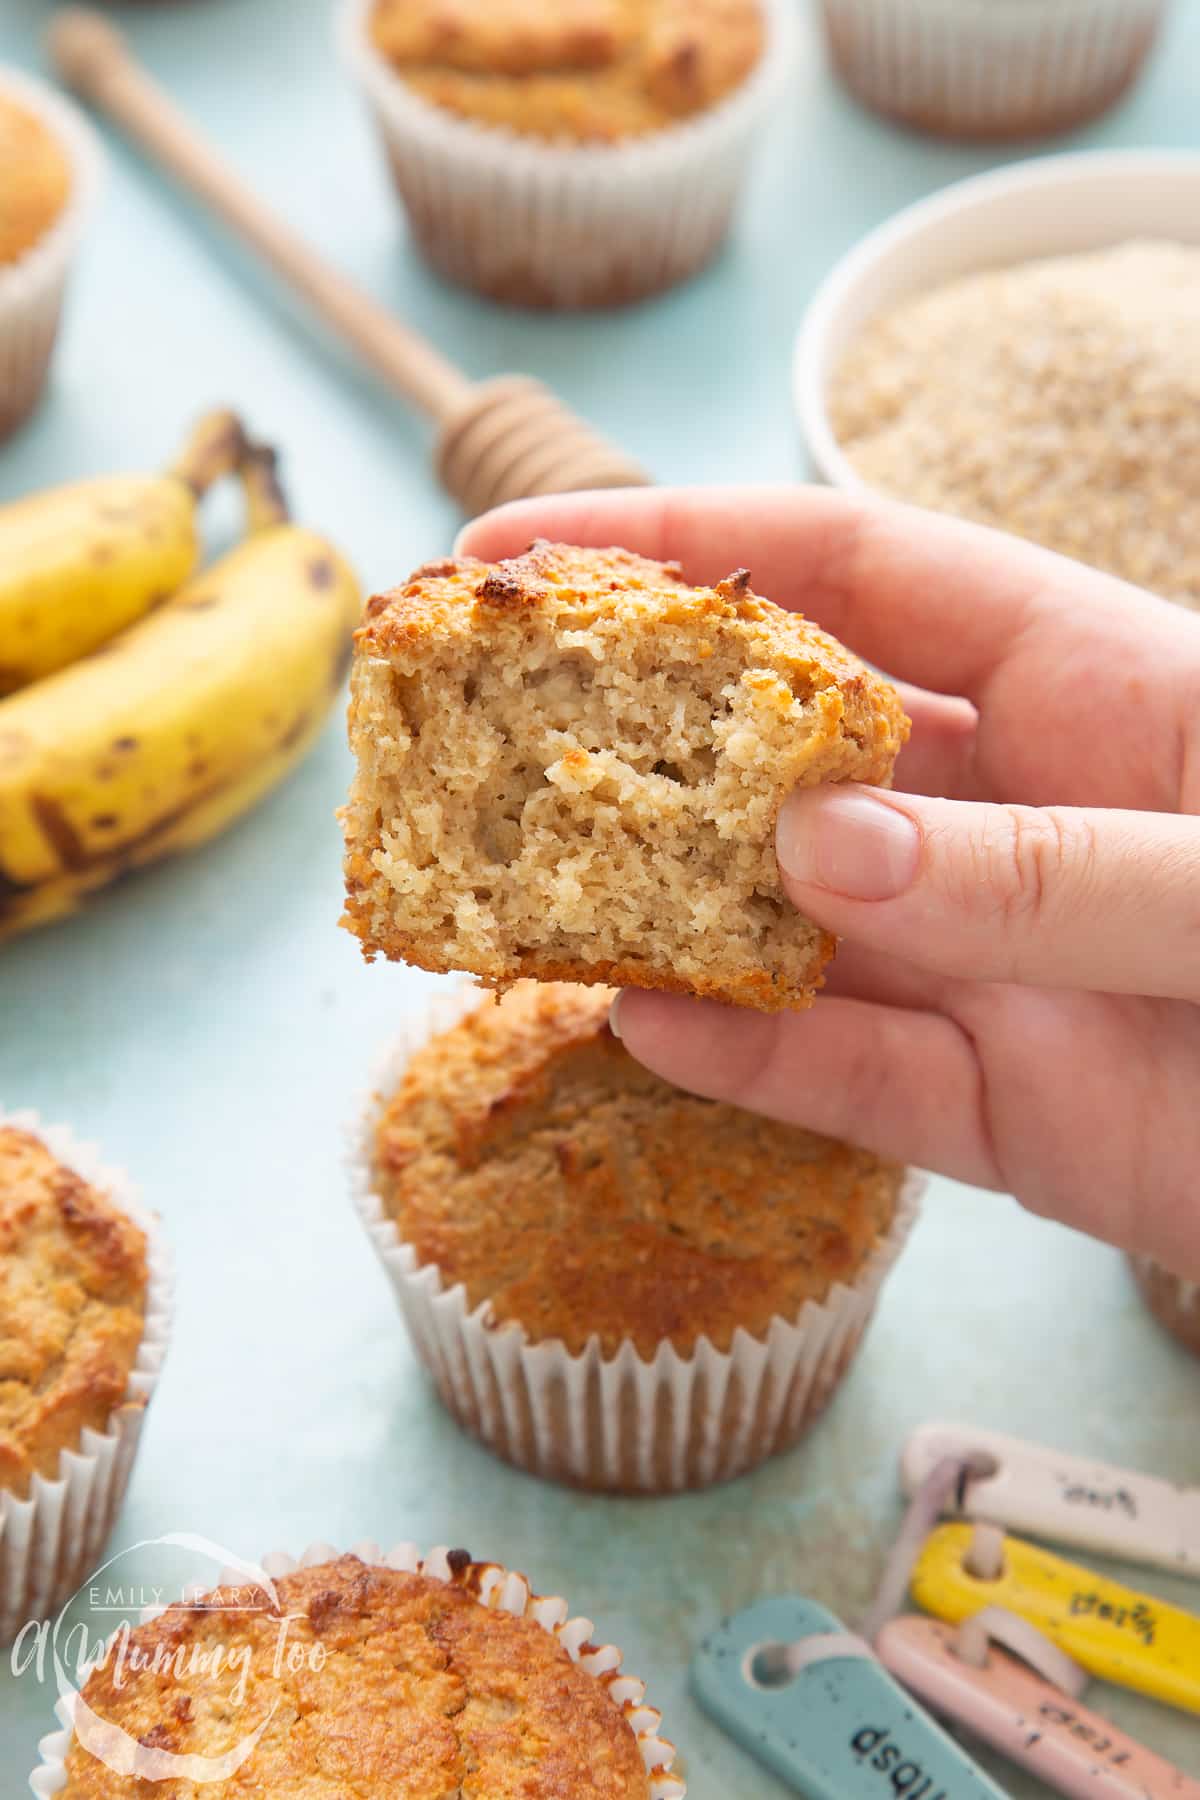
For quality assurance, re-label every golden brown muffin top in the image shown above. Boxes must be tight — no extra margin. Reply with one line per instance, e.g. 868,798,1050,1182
0,1126,147,1500
59,1554,653,1800
359,541,906,756
369,0,765,142
0,93,71,265
374,984,902,1357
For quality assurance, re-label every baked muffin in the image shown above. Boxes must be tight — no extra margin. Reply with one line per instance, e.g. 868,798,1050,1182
0,1125,146,1499
818,0,1164,141
339,0,789,306
370,0,765,141
354,983,920,1491
1129,1256,1200,1359
0,72,98,439
342,542,908,1013
0,1116,169,1646
44,1548,682,1799
0,96,70,266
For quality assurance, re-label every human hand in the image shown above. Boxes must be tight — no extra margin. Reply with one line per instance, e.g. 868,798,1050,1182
458,488,1200,1279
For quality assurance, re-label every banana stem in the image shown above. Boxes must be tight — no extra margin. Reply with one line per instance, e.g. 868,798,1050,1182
168,408,250,498
238,439,292,535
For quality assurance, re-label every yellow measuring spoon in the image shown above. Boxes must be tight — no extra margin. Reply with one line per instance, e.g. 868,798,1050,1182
911,1522,1200,1716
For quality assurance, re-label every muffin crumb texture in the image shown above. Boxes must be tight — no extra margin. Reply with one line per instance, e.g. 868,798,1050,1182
59,1555,654,1799
342,542,908,1012
0,1126,147,1500
830,240,1200,608
369,0,765,140
374,982,902,1357
0,94,71,264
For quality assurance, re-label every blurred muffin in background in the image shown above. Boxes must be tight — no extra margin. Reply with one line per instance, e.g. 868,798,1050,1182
370,0,764,140
339,0,790,307
818,0,1166,140
0,1114,170,1646
0,95,69,264
0,71,99,437
1130,1256,1200,1359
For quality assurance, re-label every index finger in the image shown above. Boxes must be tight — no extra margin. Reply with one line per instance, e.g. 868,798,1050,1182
454,484,1166,705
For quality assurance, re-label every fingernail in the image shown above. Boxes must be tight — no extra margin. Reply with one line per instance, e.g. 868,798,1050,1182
776,788,920,901
608,992,624,1040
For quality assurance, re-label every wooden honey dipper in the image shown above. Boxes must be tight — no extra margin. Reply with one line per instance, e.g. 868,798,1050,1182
49,8,650,517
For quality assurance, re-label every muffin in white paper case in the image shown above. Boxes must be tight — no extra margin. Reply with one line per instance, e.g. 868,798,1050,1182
1129,1255,1200,1360
818,0,1165,140
0,69,101,439
0,1110,171,1649
338,0,794,308
350,984,923,1494
30,1539,685,1799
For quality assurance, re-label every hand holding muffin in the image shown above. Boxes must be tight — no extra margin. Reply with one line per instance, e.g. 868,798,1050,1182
342,541,907,1010
460,486,1200,1284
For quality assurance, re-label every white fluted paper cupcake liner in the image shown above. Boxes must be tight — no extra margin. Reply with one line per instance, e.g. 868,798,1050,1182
0,1110,171,1649
0,68,101,439
1129,1255,1200,1360
818,0,1164,140
338,0,793,307
350,983,923,1493
30,1538,685,1799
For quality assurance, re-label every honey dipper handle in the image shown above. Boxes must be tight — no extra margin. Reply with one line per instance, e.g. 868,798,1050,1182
49,7,473,422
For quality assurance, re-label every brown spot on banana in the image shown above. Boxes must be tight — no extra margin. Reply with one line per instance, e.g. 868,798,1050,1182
0,864,35,913
27,780,231,880
31,794,87,872
280,712,314,751
308,556,336,590
117,797,211,858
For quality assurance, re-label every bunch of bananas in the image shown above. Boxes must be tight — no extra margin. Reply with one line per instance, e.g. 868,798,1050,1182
0,413,361,942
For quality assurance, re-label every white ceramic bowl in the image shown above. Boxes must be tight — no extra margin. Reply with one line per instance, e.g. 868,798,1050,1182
794,149,1200,490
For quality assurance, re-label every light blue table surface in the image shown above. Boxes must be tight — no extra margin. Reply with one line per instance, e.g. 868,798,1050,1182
1,1,1198,1793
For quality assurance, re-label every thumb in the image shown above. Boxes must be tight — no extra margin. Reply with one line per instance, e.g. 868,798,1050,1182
776,787,1200,1001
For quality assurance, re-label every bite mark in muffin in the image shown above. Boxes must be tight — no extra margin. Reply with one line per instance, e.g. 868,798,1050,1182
342,541,909,1011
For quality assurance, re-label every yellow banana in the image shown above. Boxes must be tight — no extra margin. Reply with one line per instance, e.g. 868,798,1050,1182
0,409,246,695
0,443,361,940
